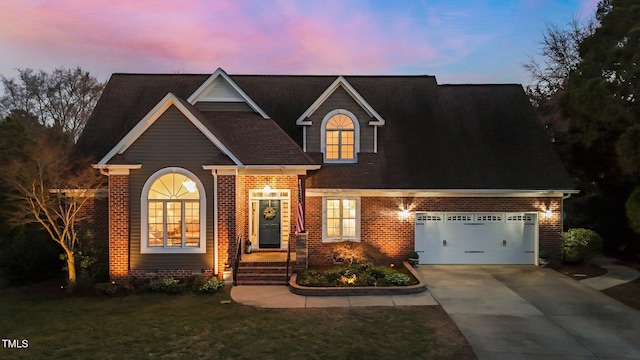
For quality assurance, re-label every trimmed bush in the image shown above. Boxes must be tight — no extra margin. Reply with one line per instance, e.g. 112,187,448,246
195,277,225,293
561,228,603,263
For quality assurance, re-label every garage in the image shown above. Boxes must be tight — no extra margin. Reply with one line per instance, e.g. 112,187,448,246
414,212,537,264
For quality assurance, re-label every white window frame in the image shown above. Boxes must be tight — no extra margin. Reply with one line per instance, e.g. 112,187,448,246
141,167,207,254
322,196,361,242
320,109,359,163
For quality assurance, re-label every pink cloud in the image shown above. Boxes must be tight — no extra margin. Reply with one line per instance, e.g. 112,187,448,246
0,0,453,77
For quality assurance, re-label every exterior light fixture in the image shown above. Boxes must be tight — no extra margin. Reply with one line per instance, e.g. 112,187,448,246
544,210,553,219
263,185,271,193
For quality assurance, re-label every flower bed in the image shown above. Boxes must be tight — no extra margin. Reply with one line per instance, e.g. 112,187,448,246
289,261,427,296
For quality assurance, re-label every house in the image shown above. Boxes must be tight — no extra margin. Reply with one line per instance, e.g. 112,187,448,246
75,68,576,283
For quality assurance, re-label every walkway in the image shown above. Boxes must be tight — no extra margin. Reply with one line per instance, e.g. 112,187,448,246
580,255,640,290
230,285,437,308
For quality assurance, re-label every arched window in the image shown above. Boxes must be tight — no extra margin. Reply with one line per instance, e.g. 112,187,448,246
141,168,206,253
322,110,358,162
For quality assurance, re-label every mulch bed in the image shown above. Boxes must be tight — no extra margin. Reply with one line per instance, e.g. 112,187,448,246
549,262,608,280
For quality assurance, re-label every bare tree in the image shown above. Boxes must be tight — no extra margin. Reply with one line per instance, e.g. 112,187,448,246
523,17,597,105
0,133,104,288
0,67,104,142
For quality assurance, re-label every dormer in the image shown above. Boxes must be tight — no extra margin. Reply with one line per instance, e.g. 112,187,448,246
296,76,385,163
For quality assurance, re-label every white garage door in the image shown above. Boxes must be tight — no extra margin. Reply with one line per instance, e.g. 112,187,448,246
414,212,537,264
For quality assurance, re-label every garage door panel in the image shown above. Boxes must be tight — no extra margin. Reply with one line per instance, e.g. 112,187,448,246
415,212,536,264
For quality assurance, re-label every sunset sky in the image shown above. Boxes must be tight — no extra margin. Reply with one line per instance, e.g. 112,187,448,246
0,0,599,85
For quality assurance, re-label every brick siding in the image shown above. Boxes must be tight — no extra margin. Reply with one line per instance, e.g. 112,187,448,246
307,196,563,265
109,175,130,281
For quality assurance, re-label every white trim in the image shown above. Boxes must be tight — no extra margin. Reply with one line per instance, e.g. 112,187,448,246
187,68,269,119
373,125,378,153
97,93,242,166
295,76,385,126
320,109,359,163
302,126,307,152
322,196,361,242
203,165,320,176
140,167,207,254
306,189,577,197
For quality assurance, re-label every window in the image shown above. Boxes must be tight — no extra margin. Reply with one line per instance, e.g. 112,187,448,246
141,168,206,253
321,110,359,162
323,197,360,242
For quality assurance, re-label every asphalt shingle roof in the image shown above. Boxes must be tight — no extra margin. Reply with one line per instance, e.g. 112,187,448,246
76,73,575,191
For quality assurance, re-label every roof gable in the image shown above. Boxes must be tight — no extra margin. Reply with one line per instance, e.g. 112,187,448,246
296,76,385,126
97,92,242,166
187,68,269,118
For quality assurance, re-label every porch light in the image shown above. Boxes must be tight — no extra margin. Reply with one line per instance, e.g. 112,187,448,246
183,179,197,193
263,185,271,193
399,208,411,219
543,209,553,219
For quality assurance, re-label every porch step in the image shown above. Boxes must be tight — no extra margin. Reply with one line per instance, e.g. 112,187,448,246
235,262,290,286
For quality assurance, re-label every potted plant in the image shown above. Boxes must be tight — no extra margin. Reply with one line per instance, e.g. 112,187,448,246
538,249,550,267
408,251,419,266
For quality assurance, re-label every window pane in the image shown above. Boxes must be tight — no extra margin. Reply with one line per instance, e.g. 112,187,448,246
326,131,339,159
327,218,340,237
327,114,354,129
342,218,356,237
184,201,199,247
342,199,356,216
149,173,199,200
166,202,182,247
148,202,163,247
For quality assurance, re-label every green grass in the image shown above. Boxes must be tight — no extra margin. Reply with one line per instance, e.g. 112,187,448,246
0,282,476,359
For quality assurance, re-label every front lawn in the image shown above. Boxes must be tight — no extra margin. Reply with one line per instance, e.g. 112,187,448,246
0,280,476,359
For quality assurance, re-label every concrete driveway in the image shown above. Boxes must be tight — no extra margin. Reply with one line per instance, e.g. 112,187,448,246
417,265,640,360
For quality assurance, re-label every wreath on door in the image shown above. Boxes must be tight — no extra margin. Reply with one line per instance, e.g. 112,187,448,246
263,202,276,220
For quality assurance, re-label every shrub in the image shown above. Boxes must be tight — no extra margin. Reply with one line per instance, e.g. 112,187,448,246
323,241,387,265
196,277,225,293
561,228,603,263
385,273,411,286
0,225,62,284
149,277,186,293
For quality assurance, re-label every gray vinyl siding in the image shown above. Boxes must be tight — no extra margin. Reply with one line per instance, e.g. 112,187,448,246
194,101,253,112
122,106,226,270
305,87,374,153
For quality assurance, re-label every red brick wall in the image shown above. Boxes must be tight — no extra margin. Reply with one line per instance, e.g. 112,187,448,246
307,195,563,265
217,175,236,275
109,175,129,281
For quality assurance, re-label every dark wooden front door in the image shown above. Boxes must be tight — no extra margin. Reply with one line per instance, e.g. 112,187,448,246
258,200,281,248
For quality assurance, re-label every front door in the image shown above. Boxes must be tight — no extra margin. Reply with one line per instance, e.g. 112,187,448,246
258,200,281,248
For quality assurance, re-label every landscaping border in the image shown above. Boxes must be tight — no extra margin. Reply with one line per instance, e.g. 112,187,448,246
288,261,428,296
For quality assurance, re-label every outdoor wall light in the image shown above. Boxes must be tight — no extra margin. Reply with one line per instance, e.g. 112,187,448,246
399,208,411,219
263,185,271,193
543,209,553,219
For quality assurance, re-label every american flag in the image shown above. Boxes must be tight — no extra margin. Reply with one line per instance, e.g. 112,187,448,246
296,178,305,235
